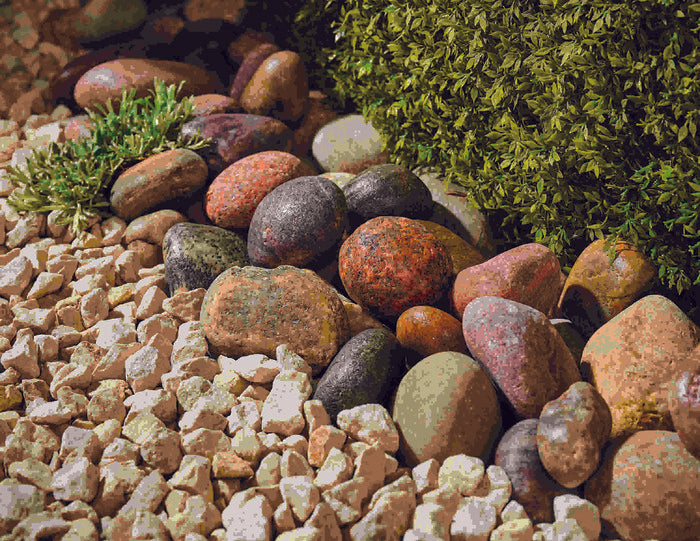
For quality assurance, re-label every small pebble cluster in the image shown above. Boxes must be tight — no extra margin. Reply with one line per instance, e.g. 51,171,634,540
0,197,606,540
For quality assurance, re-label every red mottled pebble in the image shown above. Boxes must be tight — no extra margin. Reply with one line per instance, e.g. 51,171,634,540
338,216,453,319
451,242,562,320
205,151,317,229
396,305,468,366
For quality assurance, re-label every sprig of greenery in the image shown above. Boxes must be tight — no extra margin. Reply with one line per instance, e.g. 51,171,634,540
6,78,212,235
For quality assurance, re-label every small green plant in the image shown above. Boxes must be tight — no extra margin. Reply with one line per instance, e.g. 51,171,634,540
6,78,212,234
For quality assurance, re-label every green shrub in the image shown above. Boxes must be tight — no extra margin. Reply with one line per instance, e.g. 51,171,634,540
313,0,699,297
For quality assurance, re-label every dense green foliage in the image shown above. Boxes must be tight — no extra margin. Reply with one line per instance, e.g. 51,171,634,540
284,0,699,296
5,79,211,234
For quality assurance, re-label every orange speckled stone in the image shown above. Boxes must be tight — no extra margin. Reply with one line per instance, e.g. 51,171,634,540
205,151,317,229
557,238,656,338
414,220,487,275
396,305,468,366
338,216,453,319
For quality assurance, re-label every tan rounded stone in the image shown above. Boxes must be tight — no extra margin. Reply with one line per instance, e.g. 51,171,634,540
392,351,502,467
557,238,656,337
581,294,700,439
200,265,350,374
240,51,309,123
584,430,700,541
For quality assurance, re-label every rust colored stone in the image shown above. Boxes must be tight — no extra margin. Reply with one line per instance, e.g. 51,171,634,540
584,430,700,541
200,265,350,374
414,219,487,276
205,150,316,229
581,295,700,439
557,238,656,339
451,243,562,320
396,305,468,366
338,216,453,319
240,51,309,123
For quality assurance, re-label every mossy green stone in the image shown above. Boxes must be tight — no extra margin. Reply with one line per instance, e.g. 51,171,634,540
163,222,249,296
392,351,502,467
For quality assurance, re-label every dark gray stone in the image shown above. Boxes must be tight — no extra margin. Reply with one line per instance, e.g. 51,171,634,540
163,222,249,296
494,419,578,523
342,163,433,231
247,176,348,268
311,328,407,423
